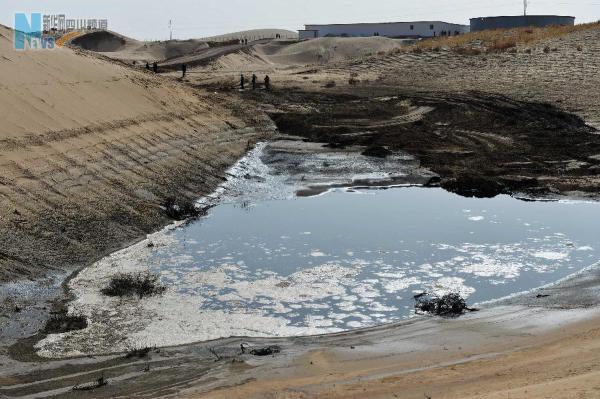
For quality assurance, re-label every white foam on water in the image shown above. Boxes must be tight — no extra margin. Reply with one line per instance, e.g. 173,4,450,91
533,251,570,260
34,143,600,359
468,216,485,221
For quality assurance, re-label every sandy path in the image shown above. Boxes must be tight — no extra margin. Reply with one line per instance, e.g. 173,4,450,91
181,308,600,399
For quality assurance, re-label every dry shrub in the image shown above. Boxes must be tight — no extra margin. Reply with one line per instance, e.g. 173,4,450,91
414,293,476,317
101,272,166,299
453,47,482,56
487,38,517,53
394,22,599,57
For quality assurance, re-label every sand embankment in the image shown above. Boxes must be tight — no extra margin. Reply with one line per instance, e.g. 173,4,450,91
0,24,274,282
207,36,409,71
70,30,211,64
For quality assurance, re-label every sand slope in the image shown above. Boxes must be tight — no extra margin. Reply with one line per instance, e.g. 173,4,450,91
0,24,273,282
257,37,407,64
70,30,210,63
206,37,409,72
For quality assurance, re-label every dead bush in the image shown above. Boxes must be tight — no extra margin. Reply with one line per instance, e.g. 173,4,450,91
101,272,166,299
124,346,155,359
348,77,360,86
487,38,517,53
454,47,482,56
390,22,600,57
414,293,477,317
164,197,201,221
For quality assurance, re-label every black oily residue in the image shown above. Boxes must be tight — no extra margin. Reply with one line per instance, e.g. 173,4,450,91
267,91,597,200
250,345,281,356
44,314,88,334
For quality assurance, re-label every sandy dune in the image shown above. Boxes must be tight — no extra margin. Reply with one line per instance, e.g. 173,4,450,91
70,31,409,74
203,36,410,73
0,24,273,281
258,37,408,64
70,30,210,64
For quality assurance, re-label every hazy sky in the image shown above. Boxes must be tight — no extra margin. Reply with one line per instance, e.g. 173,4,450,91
1,0,598,40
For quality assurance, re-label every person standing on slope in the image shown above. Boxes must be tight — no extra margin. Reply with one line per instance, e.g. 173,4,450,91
252,74,257,90
182,63,187,78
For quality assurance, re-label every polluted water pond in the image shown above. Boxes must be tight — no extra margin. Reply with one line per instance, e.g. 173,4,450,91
36,142,600,358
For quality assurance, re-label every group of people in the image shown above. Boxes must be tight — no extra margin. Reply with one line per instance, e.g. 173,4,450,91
145,61,159,73
144,62,188,79
241,74,270,91
143,61,268,89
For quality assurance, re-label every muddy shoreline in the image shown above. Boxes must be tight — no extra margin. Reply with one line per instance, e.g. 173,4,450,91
3,135,600,397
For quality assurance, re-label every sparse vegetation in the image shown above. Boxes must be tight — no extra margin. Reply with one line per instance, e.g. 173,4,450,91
487,38,517,53
101,272,166,299
397,22,600,56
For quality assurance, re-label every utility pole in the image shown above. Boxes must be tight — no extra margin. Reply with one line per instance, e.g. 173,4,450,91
524,0,528,16
169,19,173,40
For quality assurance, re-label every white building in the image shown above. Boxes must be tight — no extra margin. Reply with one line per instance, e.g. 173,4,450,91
299,21,469,40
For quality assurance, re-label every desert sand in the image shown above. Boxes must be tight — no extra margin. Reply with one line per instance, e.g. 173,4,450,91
0,23,274,282
70,30,210,64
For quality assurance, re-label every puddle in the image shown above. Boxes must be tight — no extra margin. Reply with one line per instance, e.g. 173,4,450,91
0,273,66,350
35,143,600,358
